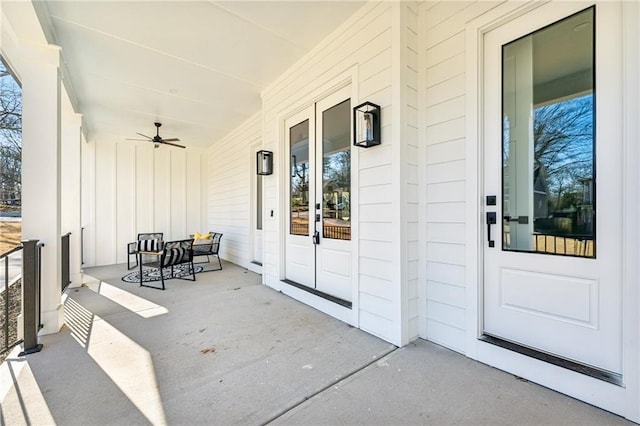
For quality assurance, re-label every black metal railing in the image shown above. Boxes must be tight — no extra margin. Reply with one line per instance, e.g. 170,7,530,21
1,245,23,356
533,233,594,257
19,240,44,356
61,232,71,293
323,225,351,240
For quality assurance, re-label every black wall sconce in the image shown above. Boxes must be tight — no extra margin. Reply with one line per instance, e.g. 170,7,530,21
353,101,381,148
257,150,273,175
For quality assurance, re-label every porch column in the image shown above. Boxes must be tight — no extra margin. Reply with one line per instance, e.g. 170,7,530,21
21,42,64,335
61,94,83,287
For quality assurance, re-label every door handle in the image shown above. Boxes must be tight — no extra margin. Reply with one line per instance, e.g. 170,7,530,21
486,212,496,248
312,230,320,245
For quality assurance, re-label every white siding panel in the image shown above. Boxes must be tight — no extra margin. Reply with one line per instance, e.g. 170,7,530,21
427,222,465,244
426,319,466,353
424,1,501,50
361,274,394,299
426,181,466,203
360,257,393,281
361,222,393,243
170,150,187,240
426,202,466,223
426,138,465,165
360,310,394,342
425,74,465,107
360,164,392,187
94,141,116,265
425,53,465,88
360,240,394,261
426,116,465,144
426,159,465,184
427,242,465,266
427,280,466,308
360,143,393,170
135,144,154,234
154,149,171,237
425,31,465,67
186,151,203,234
427,300,465,330
361,184,393,205
426,261,466,287
425,2,472,30
116,143,135,263
360,203,393,223
426,95,465,126
361,293,394,321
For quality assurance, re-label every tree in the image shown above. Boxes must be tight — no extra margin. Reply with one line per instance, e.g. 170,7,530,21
534,95,593,212
0,60,22,206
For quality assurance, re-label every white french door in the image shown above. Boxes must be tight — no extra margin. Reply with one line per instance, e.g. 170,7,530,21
483,2,622,374
285,87,352,302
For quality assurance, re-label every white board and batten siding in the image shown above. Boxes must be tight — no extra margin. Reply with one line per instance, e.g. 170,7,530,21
206,113,262,270
420,1,503,353
82,137,207,267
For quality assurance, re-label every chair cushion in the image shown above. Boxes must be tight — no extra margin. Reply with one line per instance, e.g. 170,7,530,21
164,247,186,266
193,232,212,245
137,239,160,252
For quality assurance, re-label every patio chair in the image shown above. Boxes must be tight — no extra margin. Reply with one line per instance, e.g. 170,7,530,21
140,239,196,290
190,232,223,270
127,232,163,270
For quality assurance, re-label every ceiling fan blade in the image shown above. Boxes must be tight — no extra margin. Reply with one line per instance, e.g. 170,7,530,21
136,132,153,140
161,141,186,149
161,138,180,142
126,138,153,141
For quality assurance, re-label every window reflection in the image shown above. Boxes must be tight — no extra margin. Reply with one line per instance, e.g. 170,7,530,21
290,120,309,236
502,7,594,257
322,100,351,240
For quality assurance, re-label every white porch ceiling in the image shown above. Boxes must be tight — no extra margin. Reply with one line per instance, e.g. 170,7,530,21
35,1,364,148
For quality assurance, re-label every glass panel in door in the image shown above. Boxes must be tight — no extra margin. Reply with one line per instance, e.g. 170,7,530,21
502,7,594,257
321,99,351,241
290,120,310,236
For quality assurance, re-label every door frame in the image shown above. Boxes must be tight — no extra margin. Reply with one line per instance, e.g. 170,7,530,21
248,139,264,275
464,1,639,421
276,67,360,327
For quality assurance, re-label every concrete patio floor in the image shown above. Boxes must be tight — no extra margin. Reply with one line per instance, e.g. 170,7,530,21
0,261,634,425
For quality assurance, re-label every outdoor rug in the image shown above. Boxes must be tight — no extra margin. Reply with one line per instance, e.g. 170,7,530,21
122,264,204,283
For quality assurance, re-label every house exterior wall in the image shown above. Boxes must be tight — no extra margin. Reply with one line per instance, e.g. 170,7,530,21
259,1,412,344
420,0,502,354
206,112,261,271
81,139,207,267
418,1,640,421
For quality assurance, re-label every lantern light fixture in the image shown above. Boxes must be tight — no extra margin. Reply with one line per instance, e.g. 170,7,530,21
353,101,381,148
256,150,273,175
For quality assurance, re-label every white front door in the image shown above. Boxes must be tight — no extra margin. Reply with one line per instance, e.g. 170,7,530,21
285,87,352,303
483,3,622,374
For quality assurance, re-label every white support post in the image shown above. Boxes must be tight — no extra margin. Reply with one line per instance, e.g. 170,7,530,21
21,42,64,335
62,94,83,288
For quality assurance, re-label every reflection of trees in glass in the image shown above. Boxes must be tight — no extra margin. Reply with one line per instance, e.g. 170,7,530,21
323,150,350,221
290,154,309,235
534,94,593,234
0,60,22,209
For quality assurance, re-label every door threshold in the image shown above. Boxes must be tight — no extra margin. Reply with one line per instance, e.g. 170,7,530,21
479,334,622,386
282,279,352,309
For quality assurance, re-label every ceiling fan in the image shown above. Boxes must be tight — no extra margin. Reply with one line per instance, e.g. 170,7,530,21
127,122,185,148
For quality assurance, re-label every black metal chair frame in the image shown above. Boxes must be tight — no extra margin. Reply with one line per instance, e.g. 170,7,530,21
127,232,163,270
190,232,223,271
139,239,196,290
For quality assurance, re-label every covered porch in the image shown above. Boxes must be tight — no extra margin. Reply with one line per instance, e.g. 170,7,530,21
0,261,630,425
